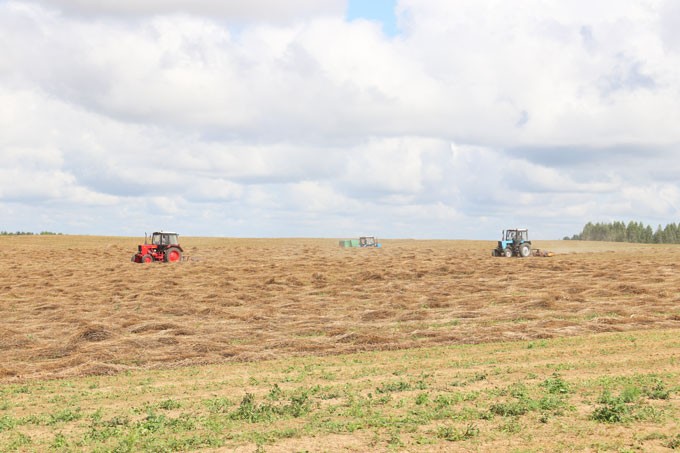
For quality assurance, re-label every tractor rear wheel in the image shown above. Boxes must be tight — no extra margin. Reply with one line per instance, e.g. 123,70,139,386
519,243,531,257
504,248,513,258
141,254,153,263
164,247,183,263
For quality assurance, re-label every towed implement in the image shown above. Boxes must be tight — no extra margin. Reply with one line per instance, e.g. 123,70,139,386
131,232,184,263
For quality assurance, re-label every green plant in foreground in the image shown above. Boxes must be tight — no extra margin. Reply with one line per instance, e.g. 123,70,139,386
387,429,404,448
229,389,313,423
665,433,680,449
643,379,671,400
591,389,635,423
48,408,82,425
157,398,182,410
50,432,68,449
204,396,233,413
415,392,429,405
0,414,16,432
230,393,272,423
489,399,529,417
8,432,32,450
541,373,570,395
376,380,411,394
437,423,479,442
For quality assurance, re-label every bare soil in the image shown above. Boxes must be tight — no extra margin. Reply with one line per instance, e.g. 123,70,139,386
2,236,679,382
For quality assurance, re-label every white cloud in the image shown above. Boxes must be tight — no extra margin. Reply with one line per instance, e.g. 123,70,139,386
0,167,119,205
288,181,359,213
20,0,346,22
1,0,679,238
395,0,680,146
659,0,680,53
342,138,426,196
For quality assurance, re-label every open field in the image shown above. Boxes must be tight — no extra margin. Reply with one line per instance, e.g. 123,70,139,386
0,236,680,382
1,236,680,450
1,236,679,382
1,329,678,451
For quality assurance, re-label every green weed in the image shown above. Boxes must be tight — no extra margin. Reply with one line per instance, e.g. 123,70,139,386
230,393,273,423
643,379,671,400
376,381,411,394
157,399,182,410
387,429,404,448
436,423,479,441
0,414,16,432
50,432,68,449
229,390,313,423
7,432,32,450
204,397,233,413
415,392,429,405
489,400,530,417
665,433,680,449
527,340,548,349
540,373,570,395
48,408,82,425
591,390,632,423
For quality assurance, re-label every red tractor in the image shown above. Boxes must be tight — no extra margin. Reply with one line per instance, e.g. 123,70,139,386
131,232,184,263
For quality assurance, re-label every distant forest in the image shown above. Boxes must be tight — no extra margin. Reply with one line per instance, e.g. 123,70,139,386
565,221,680,243
0,231,62,236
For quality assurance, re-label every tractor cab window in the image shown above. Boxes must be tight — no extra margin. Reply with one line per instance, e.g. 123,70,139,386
359,237,376,247
151,233,179,246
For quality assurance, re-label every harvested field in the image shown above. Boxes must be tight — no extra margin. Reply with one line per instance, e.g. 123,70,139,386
1,235,680,382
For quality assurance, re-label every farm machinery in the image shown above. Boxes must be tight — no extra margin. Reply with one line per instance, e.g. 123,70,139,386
492,228,553,257
339,236,382,248
131,232,184,263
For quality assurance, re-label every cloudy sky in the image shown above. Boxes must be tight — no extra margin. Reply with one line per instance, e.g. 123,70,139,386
1,0,679,239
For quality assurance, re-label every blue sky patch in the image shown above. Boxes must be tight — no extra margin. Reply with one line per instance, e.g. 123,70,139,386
346,0,398,36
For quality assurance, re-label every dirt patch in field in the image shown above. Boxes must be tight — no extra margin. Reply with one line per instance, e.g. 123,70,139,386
1,236,679,382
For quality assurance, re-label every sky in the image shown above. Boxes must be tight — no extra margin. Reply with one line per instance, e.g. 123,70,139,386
1,0,680,240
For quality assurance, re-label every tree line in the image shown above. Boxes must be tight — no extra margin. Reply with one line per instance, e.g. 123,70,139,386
565,221,680,244
0,231,63,236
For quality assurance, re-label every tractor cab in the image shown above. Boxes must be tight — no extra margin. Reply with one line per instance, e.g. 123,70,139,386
151,232,179,247
359,236,381,247
503,229,528,243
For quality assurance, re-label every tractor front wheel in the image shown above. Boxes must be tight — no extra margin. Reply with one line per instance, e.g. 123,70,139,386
164,247,183,263
504,248,513,258
141,254,154,263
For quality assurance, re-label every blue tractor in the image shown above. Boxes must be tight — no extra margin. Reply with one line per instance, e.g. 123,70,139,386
492,229,532,257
